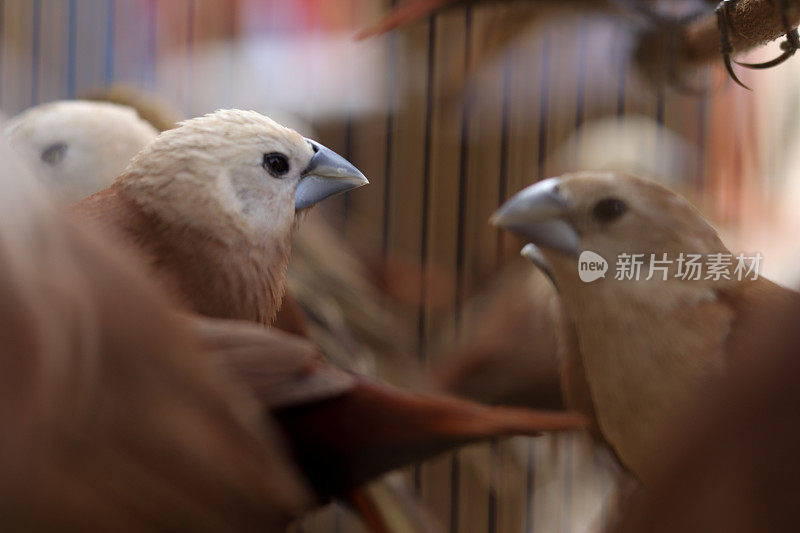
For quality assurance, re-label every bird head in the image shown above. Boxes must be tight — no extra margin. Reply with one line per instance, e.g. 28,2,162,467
491,171,730,298
5,100,159,201
116,109,368,244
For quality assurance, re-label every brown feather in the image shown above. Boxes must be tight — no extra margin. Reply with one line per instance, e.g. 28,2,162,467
0,149,312,530
74,186,284,324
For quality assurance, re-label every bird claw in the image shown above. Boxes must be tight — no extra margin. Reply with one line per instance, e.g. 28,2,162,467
735,29,799,69
716,0,751,90
718,0,799,81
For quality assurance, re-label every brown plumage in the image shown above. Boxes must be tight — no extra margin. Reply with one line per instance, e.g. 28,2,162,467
432,262,565,410
188,313,587,498
74,109,368,325
71,108,586,504
617,291,800,532
492,171,800,480
78,186,284,325
0,139,312,531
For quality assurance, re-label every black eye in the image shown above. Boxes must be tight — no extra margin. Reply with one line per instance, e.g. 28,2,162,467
592,197,627,223
41,143,67,165
263,153,290,177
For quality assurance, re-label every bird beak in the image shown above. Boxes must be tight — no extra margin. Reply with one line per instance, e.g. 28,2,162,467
491,178,581,256
520,243,558,287
295,139,369,211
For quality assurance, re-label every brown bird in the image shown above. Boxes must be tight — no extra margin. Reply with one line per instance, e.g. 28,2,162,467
491,170,800,480
617,290,800,532
355,0,707,40
432,261,565,410
190,314,587,498
0,138,313,531
75,109,369,325
70,108,587,507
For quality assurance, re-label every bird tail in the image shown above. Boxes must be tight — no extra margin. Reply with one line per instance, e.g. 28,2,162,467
275,373,586,497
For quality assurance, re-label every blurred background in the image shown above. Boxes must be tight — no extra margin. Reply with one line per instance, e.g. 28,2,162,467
2,0,799,531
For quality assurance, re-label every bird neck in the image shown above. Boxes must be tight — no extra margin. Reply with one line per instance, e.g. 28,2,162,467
119,192,292,325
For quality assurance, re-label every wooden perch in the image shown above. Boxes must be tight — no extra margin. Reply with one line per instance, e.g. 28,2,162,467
682,0,800,64
633,0,800,86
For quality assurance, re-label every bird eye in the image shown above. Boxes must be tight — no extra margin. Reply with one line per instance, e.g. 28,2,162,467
263,153,290,177
592,198,627,223
41,143,67,165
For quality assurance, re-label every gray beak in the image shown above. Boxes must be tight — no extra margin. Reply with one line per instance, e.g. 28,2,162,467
490,177,581,256
520,243,557,287
295,139,369,211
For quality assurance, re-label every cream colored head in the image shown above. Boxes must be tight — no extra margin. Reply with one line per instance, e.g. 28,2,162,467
492,171,730,296
5,100,159,202
116,109,367,244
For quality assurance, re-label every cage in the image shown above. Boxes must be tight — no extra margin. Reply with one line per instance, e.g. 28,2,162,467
2,0,799,532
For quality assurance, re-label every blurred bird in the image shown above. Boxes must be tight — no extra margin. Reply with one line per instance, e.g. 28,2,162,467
356,0,714,39
356,0,620,39
75,109,369,325
432,261,565,410
617,291,800,532
68,108,586,512
9,94,428,529
0,135,313,531
491,171,800,480
192,316,587,498
5,100,159,201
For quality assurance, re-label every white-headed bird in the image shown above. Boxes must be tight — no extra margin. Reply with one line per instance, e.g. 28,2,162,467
492,171,800,480
75,109,368,325
5,100,159,201
70,109,584,508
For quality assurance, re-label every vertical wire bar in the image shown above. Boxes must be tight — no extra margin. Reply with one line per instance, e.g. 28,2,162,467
184,0,195,117
488,34,514,533
0,0,5,109
655,86,666,181
695,84,709,193
145,0,157,89
487,439,498,533
381,0,398,257
527,27,551,533
535,30,550,180
495,52,512,267
222,0,235,108
342,0,359,227
67,0,77,98
454,6,472,324
105,0,115,85
615,24,626,121
30,0,41,105
451,8,474,529
415,13,437,496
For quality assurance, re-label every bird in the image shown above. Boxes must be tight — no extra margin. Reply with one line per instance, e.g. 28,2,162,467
67,108,587,514
616,292,800,533
5,100,159,201
0,134,314,531
356,0,713,39
432,260,565,410
191,315,587,498
74,108,369,325
491,170,800,480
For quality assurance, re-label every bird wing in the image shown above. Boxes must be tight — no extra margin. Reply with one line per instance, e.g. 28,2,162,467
184,314,587,498
556,301,603,439
432,264,565,410
189,317,356,410
720,277,800,364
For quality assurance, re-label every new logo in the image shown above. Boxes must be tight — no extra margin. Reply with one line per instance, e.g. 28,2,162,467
578,251,608,283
